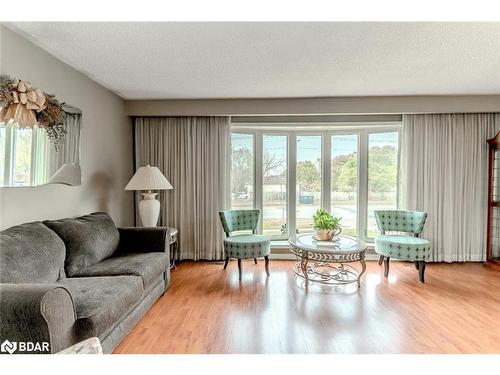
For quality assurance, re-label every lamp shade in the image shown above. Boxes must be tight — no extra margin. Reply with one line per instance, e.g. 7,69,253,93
125,165,173,191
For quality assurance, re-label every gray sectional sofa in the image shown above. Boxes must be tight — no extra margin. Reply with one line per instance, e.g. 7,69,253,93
0,212,171,354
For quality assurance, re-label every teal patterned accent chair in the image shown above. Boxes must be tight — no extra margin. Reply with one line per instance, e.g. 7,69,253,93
374,210,430,283
219,210,271,282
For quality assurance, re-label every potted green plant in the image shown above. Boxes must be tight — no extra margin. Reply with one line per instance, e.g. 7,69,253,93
313,209,342,241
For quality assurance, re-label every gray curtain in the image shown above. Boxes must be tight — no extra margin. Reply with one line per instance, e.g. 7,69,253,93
401,113,500,262
134,116,230,260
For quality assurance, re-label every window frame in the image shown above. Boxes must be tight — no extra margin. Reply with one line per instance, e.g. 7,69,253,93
229,123,401,243
294,132,323,238
261,132,289,239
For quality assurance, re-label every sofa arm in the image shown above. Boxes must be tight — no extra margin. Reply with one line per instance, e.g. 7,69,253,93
0,284,77,354
116,227,169,254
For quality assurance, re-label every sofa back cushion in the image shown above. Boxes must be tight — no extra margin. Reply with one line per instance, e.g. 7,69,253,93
44,212,120,277
374,210,428,235
0,222,66,283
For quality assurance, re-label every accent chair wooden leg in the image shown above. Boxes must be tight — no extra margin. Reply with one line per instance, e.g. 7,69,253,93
254,258,257,264
264,256,270,276
223,256,229,270
378,255,384,265
418,261,426,283
383,257,390,277
238,259,242,282
415,261,419,270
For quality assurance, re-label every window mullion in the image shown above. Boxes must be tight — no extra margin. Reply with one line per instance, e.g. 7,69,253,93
396,130,403,209
30,127,38,185
288,133,297,242
358,130,369,241
255,131,263,234
322,132,331,212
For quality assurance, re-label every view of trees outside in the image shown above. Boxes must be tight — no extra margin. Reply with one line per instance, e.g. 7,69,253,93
230,131,398,240
262,135,287,237
331,134,358,236
14,128,32,186
296,135,322,233
367,132,399,237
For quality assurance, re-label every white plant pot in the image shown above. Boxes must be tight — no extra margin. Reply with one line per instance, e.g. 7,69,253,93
314,227,342,241
315,229,334,241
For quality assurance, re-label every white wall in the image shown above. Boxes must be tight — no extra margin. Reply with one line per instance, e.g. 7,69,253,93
0,26,134,229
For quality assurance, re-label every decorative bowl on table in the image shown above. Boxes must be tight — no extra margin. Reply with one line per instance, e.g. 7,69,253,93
313,227,342,241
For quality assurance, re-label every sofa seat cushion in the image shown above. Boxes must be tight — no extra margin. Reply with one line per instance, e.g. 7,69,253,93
44,212,120,277
74,253,169,291
223,234,271,259
375,235,431,261
58,276,143,340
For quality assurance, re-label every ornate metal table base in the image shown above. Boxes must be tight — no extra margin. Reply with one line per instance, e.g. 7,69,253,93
167,227,178,270
289,235,367,288
170,241,178,270
293,258,366,288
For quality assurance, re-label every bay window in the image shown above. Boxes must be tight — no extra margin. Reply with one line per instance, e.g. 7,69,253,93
230,124,400,243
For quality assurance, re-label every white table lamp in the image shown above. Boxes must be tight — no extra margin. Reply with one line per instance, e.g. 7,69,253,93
125,165,173,227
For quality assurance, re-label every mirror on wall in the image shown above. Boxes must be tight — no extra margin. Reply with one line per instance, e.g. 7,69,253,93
0,107,82,187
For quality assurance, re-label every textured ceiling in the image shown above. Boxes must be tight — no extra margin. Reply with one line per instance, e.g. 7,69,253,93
6,22,500,99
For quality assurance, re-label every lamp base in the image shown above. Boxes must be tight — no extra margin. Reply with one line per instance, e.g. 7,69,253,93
138,192,160,227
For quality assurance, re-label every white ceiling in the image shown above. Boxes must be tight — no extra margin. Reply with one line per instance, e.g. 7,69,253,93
6,22,500,99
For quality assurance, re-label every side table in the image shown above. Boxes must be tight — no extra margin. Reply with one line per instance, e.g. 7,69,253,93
166,227,178,269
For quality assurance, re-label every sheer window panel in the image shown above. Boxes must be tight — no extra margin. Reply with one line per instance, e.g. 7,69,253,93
262,134,288,239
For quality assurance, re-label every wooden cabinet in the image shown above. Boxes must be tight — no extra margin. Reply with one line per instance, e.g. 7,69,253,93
487,132,500,264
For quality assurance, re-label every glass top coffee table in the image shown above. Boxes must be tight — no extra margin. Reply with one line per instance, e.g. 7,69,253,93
289,234,368,288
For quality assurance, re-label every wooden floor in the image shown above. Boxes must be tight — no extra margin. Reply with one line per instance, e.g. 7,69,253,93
114,260,500,354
